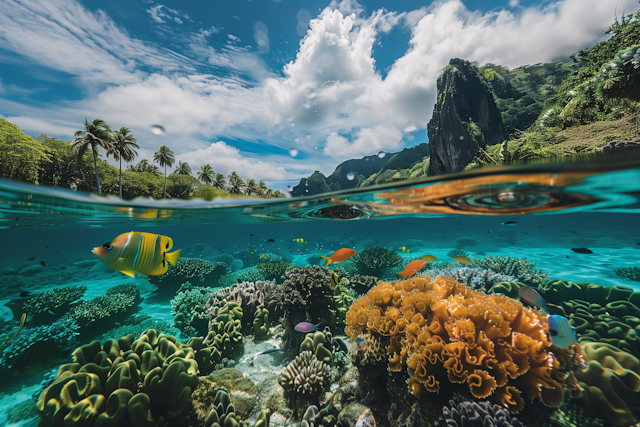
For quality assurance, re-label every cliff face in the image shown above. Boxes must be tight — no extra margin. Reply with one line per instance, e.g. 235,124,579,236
427,58,507,176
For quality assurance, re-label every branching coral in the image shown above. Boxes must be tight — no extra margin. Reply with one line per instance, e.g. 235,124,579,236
471,256,550,286
147,257,227,290
422,267,516,292
447,249,469,259
279,350,330,413
171,283,219,337
615,266,640,282
345,276,585,411
256,261,293,282
219,268,266,288
35,329,205,427
10,285,87,323
0,317,79,372
441,400,524,427
348,245,403,277
205,280,276,332
333,277,355,327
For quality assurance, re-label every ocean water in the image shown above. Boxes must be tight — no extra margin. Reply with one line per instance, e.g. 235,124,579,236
0,155,640,427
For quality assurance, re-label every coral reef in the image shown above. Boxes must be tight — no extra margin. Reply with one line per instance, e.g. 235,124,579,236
171,283,219,337
206,301,244,360
333,277,355,327
279,350,331,414
0,317,79,373
348,245,403,278
202,387,270,427
346,276,585,411
300,329,334,365
447,249,468,259
471,256,550,286
6,284,87,324
253,304,270,339
147,257,227,292
576,342,640,426
35,328,206,426
548,404,605,427
423,267,517,292
302,404,336,427
274,266,336,358
615,266,640,282
441,400,524,427
219,268,267,288
256,260,293,283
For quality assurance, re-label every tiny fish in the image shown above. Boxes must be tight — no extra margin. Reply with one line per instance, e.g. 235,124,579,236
19,291,32,298
28,257,38,261
247,248,254,254
396,260,426,280
237,279,243,284
321,248,356,266
502,221,517,226
260,254,268,259
57,251,62,253
295,322,320,332
92,231,181,277
354,338,365,344
399,246,407,252
40,261,48,267
259,348,283,355
9,313,27,341
571,248,593,254
421,255,438,261
266,239,275,242
330,273,339,289
451,256,471,263
519,286,552,312
548,315,578,349
47,310,56,316
60,267,70,270
293,238,306,243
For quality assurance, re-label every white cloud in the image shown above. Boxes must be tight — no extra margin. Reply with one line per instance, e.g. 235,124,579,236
509,0,520,7
146,4,189,25
324,125,402,157
227,34,240,42
1,115,76,136
178,141,287,181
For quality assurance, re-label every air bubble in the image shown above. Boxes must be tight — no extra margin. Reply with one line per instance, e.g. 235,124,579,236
150,125,165,135
346,172,355,180
378,152,386,158
459,136,464,140
289,149,299,157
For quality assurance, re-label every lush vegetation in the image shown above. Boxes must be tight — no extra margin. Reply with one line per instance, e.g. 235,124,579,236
0,118,286,200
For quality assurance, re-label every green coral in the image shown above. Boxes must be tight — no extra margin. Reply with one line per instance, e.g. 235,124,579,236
253,305,269,339
348,245,402,278
219,268,266,288
20,284,87,317
0,317,79,372
147,257,228,290
63,289,141,337
36,329,205,427
471,256,550,285
256,261,293,282
615,266,640,282
300,331,333,365
548,402,605,426
204,387,270,427
333,277,354,327
206,301,244,360
170,282,219,337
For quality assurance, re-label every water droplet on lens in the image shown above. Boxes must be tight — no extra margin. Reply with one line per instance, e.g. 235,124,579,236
346,172,355,180
289,149,299,157
459,136,464,140
497,192,518,203
378,152,386,158
150,125,165,135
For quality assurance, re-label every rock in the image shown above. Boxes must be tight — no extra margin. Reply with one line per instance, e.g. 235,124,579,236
427,58,507,176
18,264,43,276
1,268,18,275
337,403,376,427
264,383,292,421
602,140,640,150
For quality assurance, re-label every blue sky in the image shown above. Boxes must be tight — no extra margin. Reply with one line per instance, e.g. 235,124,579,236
0,0,638,192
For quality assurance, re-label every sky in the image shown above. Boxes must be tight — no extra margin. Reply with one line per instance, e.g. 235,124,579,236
0,0,638,193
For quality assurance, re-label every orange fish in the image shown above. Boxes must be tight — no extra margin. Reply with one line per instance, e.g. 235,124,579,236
92,231,181,277
321,248,356,266
396,260,426,280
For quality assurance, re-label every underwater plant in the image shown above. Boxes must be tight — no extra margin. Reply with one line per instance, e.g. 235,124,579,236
471,256,550,286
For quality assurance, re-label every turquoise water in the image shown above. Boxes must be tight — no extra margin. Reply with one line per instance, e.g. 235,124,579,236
1,156,640,427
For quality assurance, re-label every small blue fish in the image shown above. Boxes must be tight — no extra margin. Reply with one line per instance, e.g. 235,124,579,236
47,310,56,316
548,315,578,349
295,322,320,333
259,348,283,355
354,338,365,344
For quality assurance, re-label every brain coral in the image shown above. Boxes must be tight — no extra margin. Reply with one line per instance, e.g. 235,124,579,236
345,276,585,412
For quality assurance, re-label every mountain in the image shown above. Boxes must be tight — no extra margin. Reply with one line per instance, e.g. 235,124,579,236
427,58,507,176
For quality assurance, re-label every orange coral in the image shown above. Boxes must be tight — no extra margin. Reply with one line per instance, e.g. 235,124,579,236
345,276,585,412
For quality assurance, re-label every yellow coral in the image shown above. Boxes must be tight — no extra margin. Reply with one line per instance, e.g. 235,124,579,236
345,275,584,411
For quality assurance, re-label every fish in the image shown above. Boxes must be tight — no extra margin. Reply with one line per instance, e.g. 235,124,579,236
354,338,365,344
421,255,438,261
502,221,517,226
28,257,38,261
260,254,268,259
60,267,69,270
295,322,320,332
92,231,181,278
9,313,27,341
396,260,427,280
330,273,339,289
451,256,471,263
399,246,407,252
571,248,593,254
237,279,243,284
259,348,284,355
19,291,32,298
293,238,306,243
40,261,48,267
266,239,275,242
247,248,254,254
519,286,553,312
320,248,356,266
57,251,62,253
47,310,56,316
548,315,578,348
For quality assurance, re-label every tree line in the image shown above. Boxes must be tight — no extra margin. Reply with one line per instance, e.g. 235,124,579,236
0,117,286,200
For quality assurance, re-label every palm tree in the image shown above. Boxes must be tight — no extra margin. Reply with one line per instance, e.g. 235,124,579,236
108,127,139,198
197,164,215,185
265,188,275,198
258,180,268,198
212,173,226,190
227,171,246,194
245,179,259,196
70,118,112,194
154,145,175,198
174,160,192,175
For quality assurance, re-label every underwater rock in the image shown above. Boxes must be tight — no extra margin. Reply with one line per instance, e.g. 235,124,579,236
1,267,18,275
18,264,43,276
427,58,507,176
337,402,376,427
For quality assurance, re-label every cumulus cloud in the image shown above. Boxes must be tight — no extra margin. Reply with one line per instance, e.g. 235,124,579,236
178,141,287,181
2,115,76,136
324,125,402,158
